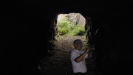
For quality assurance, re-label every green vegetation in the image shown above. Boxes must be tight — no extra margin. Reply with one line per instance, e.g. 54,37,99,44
57,18,85,36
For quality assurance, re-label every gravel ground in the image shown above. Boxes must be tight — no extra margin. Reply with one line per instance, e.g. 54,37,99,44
39,49,100,75
39,36,101,75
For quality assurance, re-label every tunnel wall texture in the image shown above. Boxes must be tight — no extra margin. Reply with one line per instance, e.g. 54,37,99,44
1,0,130,75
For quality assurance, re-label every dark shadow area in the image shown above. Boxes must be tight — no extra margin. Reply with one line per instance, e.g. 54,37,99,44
1,0,130,75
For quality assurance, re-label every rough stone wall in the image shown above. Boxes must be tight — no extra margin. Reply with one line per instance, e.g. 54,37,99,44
57,13,86,26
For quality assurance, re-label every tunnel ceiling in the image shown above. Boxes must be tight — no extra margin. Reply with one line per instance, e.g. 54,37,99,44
16,0,128,18
16,0,105,16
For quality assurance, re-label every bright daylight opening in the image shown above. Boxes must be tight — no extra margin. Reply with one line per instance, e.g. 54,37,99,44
53,13,89,51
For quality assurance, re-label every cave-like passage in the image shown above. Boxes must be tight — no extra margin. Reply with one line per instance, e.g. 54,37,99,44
39,13,96,75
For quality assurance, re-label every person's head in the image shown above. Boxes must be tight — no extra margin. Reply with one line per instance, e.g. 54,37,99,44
73,39,83,50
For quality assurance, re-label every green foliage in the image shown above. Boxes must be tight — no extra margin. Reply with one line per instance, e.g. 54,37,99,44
57,18,85,36
69,25,85,35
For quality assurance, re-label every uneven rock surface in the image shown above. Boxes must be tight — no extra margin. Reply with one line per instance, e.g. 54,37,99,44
57,13,86,26
40,48,98,75
38,35,101,75
54,36,87,51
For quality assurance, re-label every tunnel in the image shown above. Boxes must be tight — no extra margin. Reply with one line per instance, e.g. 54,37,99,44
1,0,130,75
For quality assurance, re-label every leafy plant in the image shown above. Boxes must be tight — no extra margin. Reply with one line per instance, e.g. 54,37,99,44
57,17,85,36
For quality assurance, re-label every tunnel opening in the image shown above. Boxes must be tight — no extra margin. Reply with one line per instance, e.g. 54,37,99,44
39,12,97,75
51,13,90,51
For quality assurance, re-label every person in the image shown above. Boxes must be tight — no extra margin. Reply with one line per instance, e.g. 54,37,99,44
70,39,92,75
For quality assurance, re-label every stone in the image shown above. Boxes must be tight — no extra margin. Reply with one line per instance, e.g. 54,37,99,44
57,13,86,26
67,13,86,26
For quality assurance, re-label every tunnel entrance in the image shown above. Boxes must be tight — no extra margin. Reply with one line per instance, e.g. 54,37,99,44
39,13,97,75
53,13,89,51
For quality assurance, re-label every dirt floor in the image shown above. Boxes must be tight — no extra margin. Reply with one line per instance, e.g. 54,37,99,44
39,36,99,75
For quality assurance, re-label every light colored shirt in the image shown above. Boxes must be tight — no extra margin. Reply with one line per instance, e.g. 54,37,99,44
70,49,88,73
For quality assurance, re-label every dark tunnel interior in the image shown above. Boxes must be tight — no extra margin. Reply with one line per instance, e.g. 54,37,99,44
1,0,130,75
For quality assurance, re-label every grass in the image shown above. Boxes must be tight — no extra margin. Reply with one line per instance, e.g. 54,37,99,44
57,18,85,36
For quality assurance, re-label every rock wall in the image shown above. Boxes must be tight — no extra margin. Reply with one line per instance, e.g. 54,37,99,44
57,13,86,26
